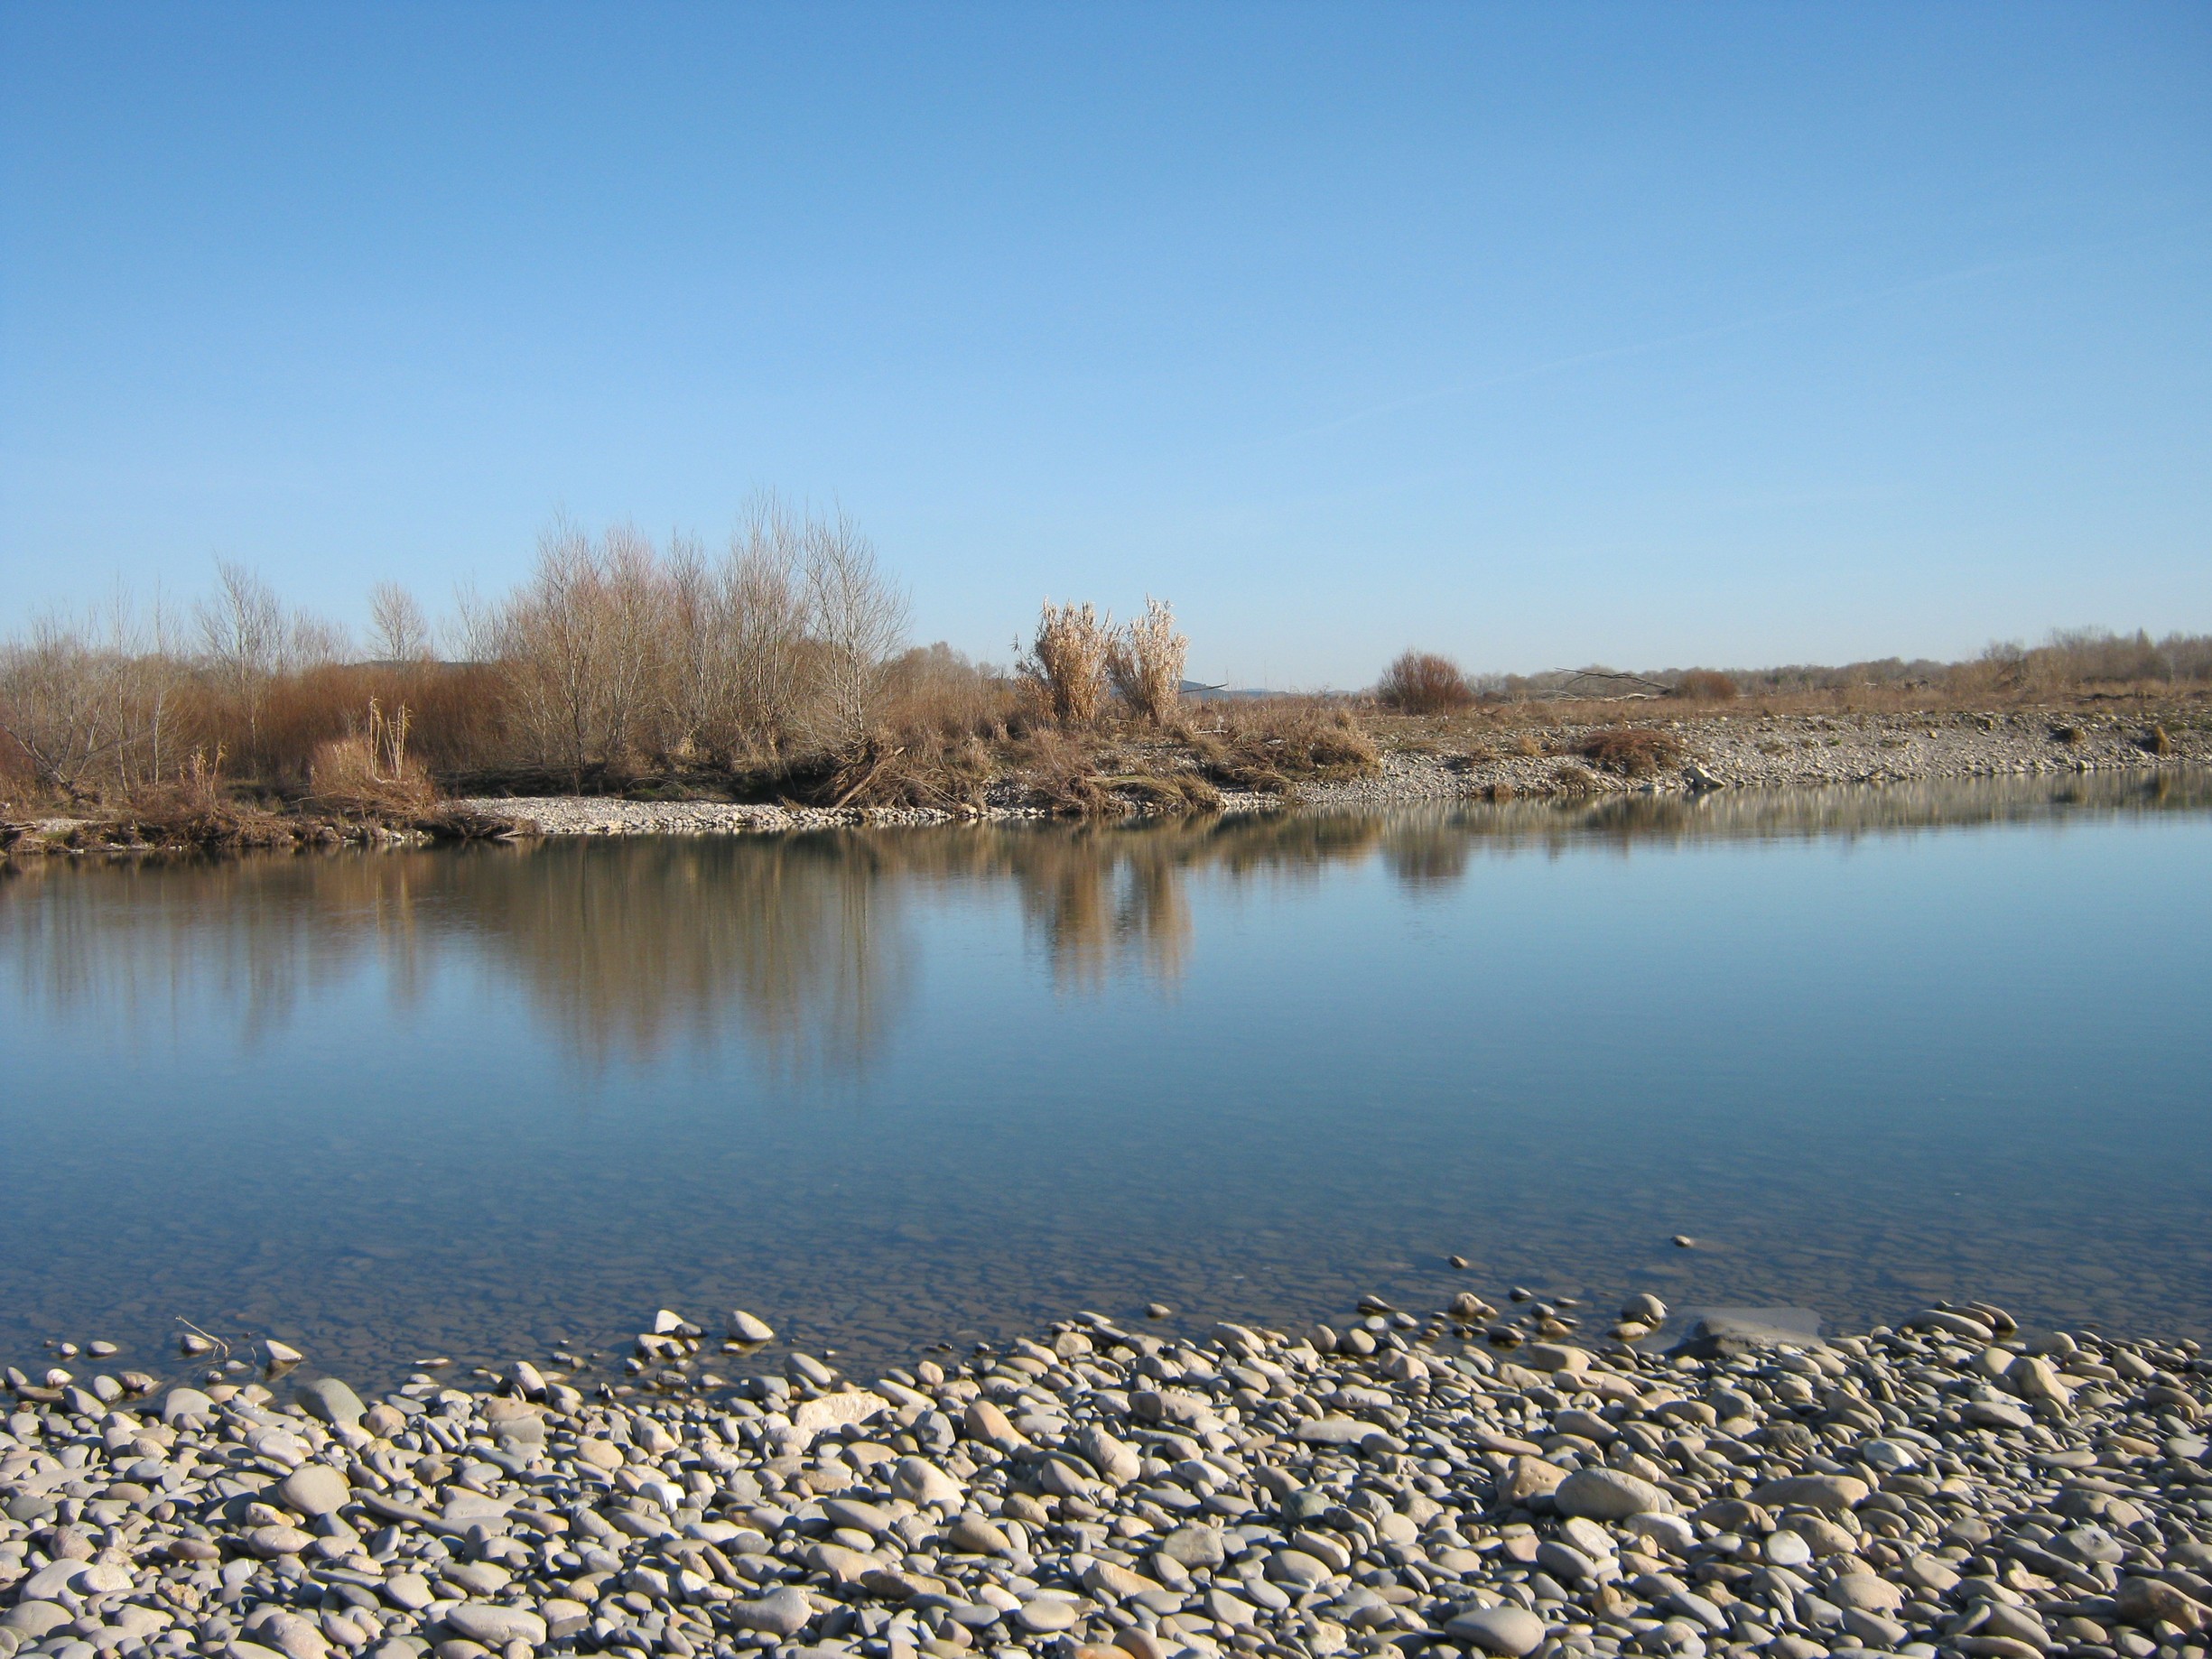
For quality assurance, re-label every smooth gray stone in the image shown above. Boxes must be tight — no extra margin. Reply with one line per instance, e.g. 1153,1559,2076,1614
1555,1468,1675,1520
1445,1604,1548,1656
441,1604,545,1646
0,1604,71,1638
1157,1522,1226,1569
1666,1306,1825,1358
296,1377,367,1428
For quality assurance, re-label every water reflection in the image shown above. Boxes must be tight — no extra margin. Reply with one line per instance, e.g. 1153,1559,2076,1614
1,770,2207,1386
5,770,2205,1071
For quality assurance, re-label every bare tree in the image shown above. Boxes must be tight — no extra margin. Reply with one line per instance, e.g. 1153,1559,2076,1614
284,611,351,672
597,523,668,761
368,582,434,663
491,519,606,789
804,511,909,752
659,532,720,761
724,496,810,750
198,560,283,758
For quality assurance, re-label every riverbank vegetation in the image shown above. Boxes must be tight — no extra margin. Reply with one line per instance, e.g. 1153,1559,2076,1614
3,505,2208,839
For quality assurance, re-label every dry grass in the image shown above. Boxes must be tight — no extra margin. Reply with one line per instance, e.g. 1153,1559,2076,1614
1673,669,1739,701
1579,726,1686,776
1007,728,1221,817
1178,698,1380,793
307,736,438,817
93,753,296,852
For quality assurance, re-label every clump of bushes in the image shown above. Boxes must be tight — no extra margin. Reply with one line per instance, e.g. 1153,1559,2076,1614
1672,669,1739,701
1376,650,1473,714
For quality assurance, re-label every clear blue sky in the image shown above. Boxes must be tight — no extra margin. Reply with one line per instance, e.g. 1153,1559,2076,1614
3,5,2207,687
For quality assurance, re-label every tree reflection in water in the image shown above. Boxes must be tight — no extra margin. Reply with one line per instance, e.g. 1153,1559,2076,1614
4,769,2202,1074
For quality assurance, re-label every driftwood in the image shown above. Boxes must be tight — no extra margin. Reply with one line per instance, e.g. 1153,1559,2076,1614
415,807,534,841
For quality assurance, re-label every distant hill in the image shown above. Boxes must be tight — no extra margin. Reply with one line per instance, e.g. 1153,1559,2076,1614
1181,680,1282,701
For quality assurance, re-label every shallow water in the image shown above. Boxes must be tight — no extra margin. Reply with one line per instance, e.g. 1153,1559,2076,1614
3,771,2208,1395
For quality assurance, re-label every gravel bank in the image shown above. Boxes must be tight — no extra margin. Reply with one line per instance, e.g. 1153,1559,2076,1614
450,712,2203,833
5,1294,2209,1659
1305,711,2200,810
436,793,1278,837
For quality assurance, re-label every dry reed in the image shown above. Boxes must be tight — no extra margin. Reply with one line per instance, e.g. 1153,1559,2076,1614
1024,601,1113,725
1107,598,1187,725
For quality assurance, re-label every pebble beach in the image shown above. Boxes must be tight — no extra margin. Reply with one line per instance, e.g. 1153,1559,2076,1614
5,1293,2209,1659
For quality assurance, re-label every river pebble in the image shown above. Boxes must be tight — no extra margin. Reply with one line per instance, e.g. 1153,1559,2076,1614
3,1293,2210,1659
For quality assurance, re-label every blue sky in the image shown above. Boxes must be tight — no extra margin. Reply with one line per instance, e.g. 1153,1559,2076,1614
2,5,2207,687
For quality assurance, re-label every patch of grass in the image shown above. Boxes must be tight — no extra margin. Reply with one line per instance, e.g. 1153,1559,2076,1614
97,785,297,852
304,720,438,819
1181,699,1380,793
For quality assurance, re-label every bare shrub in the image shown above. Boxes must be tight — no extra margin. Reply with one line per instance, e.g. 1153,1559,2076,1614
1673,669,1739,701
1108,598,1186,724
811,645,1016,811
1376,650,1473,714
0,616,138,797
1580,727,1684,776
0,602,189,799
1024,601,1113,725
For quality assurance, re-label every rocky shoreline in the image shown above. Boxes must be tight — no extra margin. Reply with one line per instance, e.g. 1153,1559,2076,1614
5,1293,2208,1659
446,709,2202,835
2,709,2201,851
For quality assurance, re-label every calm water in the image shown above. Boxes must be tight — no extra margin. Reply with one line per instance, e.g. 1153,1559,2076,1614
3,772,2208,1395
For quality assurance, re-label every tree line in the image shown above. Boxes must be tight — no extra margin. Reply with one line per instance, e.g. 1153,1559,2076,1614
0,502,1193,805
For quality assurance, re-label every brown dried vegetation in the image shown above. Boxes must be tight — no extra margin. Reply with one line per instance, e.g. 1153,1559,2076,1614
1180,699,1381,794
1579,727,1686,777
1375,650,1473,714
